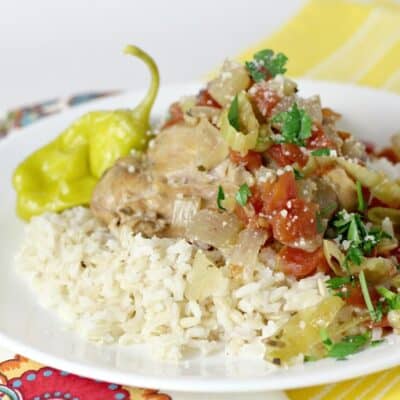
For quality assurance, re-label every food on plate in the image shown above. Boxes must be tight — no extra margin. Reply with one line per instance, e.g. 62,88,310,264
13,46,159,220
15,46,400,365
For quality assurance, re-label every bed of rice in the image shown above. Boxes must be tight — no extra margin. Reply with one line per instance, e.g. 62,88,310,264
16,207,329,362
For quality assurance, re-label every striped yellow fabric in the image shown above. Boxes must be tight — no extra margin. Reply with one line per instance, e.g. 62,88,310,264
237,1,400,399
238,0,400,92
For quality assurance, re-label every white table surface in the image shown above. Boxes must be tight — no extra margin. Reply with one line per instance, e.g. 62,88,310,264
0,0,303,111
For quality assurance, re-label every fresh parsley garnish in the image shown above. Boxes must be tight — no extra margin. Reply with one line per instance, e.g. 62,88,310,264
326,276,355,290
345,246,364,270
228,95,240,131
293,168,304,180
245,49,288,82
217,185,226,211
359,270,381,322
320,329,371,360
331,210,391,271
235,183,251,206
356,180,366,212
311,148,331,157
377,286,400,311
272,103,312,147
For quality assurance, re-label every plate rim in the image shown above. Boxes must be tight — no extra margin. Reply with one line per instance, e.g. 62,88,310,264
1,79,400,393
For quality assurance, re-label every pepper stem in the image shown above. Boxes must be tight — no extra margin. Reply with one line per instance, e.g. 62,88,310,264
123,45,160,129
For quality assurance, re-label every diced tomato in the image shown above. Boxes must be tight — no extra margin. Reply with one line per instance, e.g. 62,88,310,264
369,196,390,208
378,148,399,164
162,102,184,128
249,185,264,213
278,246,329,279
196,89,221,108
262,171,297,215
363,141,375,155
271,198,318,244
249,84,281,118
234,185,264,225
344,285,365,307
307,124,336,150
371,315,391,329
230,150,263,172
266,144,308,167
344,285,380,308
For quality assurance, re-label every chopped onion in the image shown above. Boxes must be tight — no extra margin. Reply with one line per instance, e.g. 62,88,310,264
297,95,322,124
185,250,229,301
208,59,251,107
171,197,201,227
186,209,242,248
229,228,268,268
265,74,297,97
187,106,221,120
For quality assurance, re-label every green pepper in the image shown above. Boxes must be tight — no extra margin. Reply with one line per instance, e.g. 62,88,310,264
13,45,159,220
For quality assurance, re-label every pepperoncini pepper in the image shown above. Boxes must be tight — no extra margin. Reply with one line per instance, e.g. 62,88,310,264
13,45,159,220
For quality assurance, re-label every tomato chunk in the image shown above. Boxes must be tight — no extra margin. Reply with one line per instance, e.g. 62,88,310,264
271,198,318,244
235,185,264,225
266,144,308,167
262,171,297,215
378,148,399,164
230,150,263,172
371,315,391,329
344,285,380,308
278,246,328,278
363,141,375,155
162,102,184,128
249,84,281,118
196,89,221,108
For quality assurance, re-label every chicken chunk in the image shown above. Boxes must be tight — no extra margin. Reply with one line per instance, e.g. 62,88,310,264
90,117,251,236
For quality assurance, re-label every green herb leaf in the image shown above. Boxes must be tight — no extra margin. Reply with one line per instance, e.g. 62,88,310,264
363,227,392,255
344,245,364,270
356,180,366,212
377,286,400,310
228,95,240,131
293,168,304,180
326,276,354,290
235,183,251,206
331,210,389,271
320,328,332,347
359,270,380,322
272,103,312,146
217,185,226,211
311,148,331,157
327,334,370,360
245,49,288,82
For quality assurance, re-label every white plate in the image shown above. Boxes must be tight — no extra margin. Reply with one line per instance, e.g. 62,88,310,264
1,80,400,394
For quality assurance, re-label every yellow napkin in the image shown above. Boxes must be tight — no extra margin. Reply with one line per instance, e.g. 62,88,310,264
237,0,400,399
238,0,400,92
